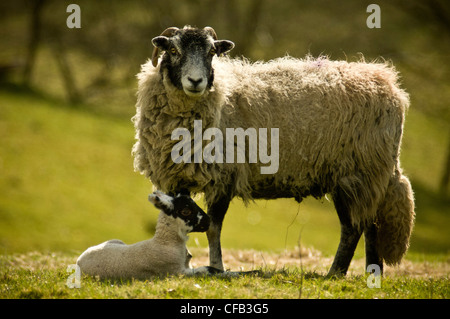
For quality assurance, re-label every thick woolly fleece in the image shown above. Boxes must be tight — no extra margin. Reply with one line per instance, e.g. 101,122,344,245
132,55,415,265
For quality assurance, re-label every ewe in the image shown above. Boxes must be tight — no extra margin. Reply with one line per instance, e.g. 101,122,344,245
133,26,415,276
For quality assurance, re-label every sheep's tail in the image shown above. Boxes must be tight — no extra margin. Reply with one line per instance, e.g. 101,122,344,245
376,168,415,265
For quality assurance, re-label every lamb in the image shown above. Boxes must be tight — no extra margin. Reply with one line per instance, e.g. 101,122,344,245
76,191,220,280
132,26,415,276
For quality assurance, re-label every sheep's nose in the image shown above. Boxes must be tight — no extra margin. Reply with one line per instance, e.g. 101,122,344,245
196,214,210,232
187,77,203,88
201,215,210,230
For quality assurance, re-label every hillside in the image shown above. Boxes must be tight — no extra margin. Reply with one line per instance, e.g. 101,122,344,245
0,89,448,262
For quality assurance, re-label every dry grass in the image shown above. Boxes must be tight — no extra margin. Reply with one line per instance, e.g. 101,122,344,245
190,248,450,278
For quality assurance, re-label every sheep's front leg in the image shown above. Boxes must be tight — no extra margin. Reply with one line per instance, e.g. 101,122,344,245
206,196,231,271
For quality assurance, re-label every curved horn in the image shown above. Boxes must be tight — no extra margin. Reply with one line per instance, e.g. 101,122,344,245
151,27,179,67
203,26,218,40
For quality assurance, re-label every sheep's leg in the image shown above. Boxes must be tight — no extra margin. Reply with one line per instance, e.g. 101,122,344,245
328,223,362,277
206,196,231,271
206,223,223,270
364,223,383,275
328,188,362,277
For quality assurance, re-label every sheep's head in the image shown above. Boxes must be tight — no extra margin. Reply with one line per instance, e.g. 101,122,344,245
151,26,234,98
148,191,210,232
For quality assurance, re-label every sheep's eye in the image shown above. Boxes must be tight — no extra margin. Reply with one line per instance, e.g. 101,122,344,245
209,48,216,56
170,47,178,55
180,208,191,216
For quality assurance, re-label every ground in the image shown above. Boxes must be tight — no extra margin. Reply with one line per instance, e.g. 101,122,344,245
1,248,448,299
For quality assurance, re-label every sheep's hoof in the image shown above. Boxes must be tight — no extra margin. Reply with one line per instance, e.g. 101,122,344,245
326,269,347,279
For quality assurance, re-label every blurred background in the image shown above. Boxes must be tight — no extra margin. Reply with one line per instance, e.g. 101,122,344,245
0,0,448,262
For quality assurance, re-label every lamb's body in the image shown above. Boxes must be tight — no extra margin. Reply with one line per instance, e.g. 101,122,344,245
133,27,415,275
77,192,213,280
77,213,192,280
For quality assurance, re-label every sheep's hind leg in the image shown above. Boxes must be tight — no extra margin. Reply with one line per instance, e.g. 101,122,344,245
364,223,383,275
206,195,231,271
327,188,362,277
328,223,361,277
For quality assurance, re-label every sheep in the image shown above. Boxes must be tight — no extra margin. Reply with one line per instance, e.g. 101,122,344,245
76,191,221,280
132,26,415,276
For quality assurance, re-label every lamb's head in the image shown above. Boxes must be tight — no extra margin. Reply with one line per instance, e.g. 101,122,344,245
148,191,210,232
151,26,234,98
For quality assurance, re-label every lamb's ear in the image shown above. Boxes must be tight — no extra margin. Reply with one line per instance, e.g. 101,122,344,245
214,40,235,56
151,36,171,67
148,192,174,212
148,193,161,206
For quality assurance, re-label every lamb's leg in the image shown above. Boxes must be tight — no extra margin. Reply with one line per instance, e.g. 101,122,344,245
185,248,193,269
206,195,231,271
184,266,224,276
328,188,362,277
364,223,383,275
184,267,261,277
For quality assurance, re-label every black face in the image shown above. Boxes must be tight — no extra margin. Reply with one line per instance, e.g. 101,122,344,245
152,27,234,98
172,195,210,232
164,29,214,92
148,191,210,233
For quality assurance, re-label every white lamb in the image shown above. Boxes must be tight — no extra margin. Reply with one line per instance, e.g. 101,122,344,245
76,191,219,280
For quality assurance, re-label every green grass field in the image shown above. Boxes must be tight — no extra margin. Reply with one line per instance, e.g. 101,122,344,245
1,250,448,299
0,89,448,299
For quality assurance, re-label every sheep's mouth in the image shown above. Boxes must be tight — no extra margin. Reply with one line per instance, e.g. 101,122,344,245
184,88,205,98
197,222,209,232
191,214,210,232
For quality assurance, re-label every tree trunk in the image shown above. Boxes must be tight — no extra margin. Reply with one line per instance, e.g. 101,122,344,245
50,39,82,105
22,0,46,86
439,131,450,196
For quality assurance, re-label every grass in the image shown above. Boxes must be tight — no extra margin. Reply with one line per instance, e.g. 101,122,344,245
0,251,448,299
0,89,448,299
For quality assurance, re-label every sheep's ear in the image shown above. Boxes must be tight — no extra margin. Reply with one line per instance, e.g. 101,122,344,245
214,40,235,56
151,36,171,67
